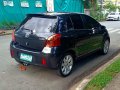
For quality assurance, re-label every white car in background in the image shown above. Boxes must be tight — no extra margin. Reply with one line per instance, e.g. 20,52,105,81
106,12,120,21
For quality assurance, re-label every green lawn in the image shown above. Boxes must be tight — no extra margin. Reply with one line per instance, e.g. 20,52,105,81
84,57,120,90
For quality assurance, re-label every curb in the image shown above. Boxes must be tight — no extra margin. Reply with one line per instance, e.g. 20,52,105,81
0,30,12,36
69,49,120,90
0,33,12,36
77,54,120,90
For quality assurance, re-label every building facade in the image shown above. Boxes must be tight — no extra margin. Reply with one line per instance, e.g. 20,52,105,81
0,0,84,29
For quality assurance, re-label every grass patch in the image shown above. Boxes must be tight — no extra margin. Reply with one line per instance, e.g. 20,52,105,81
84,58,120,90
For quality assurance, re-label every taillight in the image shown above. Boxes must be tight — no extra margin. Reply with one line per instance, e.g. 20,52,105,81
46,34,61,47
12,30,15,41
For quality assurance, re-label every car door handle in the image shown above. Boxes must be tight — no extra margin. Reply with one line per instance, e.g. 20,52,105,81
92,28,96,34
92,29,95,34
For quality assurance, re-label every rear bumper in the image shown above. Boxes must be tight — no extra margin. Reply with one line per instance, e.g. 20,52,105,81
10,42,59,69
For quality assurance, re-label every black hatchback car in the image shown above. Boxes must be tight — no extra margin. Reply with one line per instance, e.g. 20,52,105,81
10,12,110,77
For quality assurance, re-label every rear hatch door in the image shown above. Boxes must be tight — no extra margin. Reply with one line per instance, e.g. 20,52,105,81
15,15,58,51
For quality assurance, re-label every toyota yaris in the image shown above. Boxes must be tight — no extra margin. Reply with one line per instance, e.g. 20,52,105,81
10,13,110,77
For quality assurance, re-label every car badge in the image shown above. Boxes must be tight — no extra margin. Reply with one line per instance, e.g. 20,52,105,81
25,33,30,38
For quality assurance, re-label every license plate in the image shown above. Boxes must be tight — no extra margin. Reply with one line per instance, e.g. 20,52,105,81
20,53,32,62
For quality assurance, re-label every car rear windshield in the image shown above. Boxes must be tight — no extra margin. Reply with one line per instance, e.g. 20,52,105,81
19,16,58,33
110,13,115,15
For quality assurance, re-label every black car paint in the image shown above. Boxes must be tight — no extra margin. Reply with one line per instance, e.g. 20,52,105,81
10,13,110,69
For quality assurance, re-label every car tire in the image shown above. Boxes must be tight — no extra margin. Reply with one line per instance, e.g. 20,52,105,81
58,53,74,77
101,39,110,55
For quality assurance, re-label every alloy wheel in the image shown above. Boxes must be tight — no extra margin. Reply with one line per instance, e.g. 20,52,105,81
103,40,110,54
60,54,74,77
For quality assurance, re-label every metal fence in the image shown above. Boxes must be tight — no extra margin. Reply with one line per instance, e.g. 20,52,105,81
0,0,84,29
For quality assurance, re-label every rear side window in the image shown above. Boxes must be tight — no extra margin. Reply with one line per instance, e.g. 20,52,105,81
19,16,57,33
58,16,73,32
66,16,73,30
70,14,84,30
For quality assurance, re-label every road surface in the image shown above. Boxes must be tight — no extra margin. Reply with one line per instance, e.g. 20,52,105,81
0,21,120,90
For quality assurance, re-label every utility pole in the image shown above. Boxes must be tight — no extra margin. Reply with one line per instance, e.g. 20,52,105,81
115,0,119,12
115,0,118,6
100,0,103,11
100,0,103,20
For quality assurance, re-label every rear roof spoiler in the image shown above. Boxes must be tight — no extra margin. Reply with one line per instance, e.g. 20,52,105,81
27,14,57,18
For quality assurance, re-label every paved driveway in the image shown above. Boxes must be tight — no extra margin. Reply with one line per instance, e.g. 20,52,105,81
0,21,120,90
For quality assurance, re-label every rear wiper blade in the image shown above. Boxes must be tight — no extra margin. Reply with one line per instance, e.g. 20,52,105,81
22,28,33,34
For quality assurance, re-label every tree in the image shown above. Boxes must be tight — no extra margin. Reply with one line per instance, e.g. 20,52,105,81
104,1,117,12
84,0,104,21
84,0,97,9
84,0,90,9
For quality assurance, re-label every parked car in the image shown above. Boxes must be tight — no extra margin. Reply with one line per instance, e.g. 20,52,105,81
10,12,110,77
106,12,120,21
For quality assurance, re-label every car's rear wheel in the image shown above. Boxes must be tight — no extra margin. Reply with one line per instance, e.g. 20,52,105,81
101,39,110,54
58,53,74,77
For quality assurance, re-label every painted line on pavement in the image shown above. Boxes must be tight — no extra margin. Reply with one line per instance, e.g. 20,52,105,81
107,28,114,31
117,31,120,34
109,29,120,33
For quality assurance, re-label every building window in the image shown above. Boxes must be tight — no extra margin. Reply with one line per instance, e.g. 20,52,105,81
20,0,29,7
35,0,42,8
3,0,14,7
